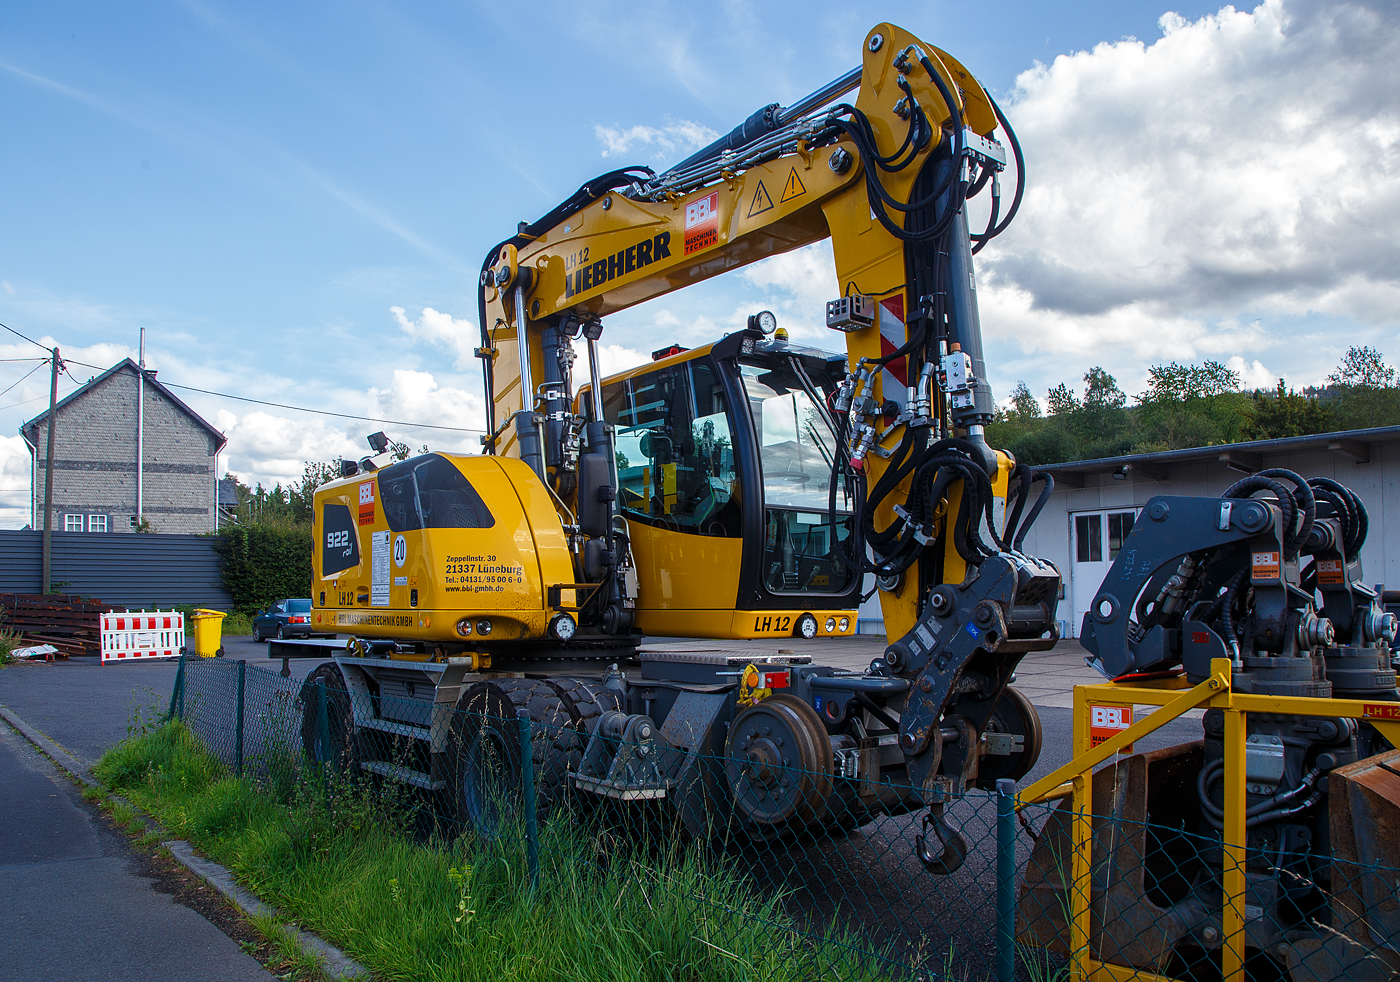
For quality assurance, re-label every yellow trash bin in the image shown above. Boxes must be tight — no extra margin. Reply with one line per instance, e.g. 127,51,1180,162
189,609,227,658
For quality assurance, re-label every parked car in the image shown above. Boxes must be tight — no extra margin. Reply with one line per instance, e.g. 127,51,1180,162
251,599,316,641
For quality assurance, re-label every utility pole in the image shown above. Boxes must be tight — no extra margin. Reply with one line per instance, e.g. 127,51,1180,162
41,346,62,594
137,328,145,527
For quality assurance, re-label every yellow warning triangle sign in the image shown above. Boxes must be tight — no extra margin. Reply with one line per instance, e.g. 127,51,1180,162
748,180,774,217
780,167,807,203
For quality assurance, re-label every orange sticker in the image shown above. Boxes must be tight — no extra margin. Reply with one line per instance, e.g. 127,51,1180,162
1090,704,1134,753
1252,551,1280,580
683,191,719,255
1363,703,1400,720
1317,559,1345,585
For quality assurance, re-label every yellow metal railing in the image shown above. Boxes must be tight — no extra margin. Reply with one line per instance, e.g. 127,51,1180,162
1016,657,1400,982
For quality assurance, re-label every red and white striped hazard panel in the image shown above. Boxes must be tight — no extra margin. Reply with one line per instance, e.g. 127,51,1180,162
876,295,908,412
101,611,185,665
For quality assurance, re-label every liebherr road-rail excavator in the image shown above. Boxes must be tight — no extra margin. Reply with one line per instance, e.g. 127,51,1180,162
290,22,1400,978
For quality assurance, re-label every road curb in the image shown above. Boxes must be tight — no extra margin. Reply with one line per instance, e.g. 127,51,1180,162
0,704,370,981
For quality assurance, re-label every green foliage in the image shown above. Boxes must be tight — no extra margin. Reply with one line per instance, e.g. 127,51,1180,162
213,520,313,615
226,460,339,526
1330,345,1397,388
1247,380,1333,439
97,721,900,982
989,348,1400,466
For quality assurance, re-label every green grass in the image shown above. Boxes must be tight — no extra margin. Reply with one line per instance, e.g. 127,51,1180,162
96,722,899,982
221,612,253,637
0,627,24,666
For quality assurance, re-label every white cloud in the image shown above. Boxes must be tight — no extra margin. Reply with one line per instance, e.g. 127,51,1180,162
595,119,718,160
1,281,13,295
593,343,647,378
985,0,1400,328
391,305,477,369
1226,355,1278,390
0,434,33,528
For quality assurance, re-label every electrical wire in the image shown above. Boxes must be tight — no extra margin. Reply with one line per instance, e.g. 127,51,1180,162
59,358,484,435
0,361,48,399
0,321,50,352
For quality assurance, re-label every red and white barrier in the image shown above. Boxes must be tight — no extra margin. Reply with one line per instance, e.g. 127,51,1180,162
101,610,185,665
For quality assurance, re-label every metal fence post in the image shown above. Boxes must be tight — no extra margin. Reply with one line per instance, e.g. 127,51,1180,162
315,681,330,769
517,707,539,891
167,650,187,722
234,660,246,778
996,778,1016,982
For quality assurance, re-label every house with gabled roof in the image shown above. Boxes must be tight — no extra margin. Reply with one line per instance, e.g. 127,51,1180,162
20,358,227,534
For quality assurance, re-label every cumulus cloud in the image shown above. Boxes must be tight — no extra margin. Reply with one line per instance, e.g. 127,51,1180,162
391,305,477,369
215,367,488,493
0,434,34,528
985,0,1400,333
595,119,718,159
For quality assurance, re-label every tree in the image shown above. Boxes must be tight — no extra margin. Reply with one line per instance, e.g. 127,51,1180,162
1134,360,1250,451
1140,360,1240,403
1009,381,1041,419
1046,383,1077,417
1248,380,1333,440
1329,345,1396,388
1082,367,1127,410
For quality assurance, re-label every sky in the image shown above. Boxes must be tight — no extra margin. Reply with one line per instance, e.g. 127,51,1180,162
1,0,1397,528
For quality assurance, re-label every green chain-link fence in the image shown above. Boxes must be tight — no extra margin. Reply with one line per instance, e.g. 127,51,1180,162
166,654,1400,982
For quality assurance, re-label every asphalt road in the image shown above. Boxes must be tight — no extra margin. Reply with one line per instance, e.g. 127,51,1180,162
0,723,275,982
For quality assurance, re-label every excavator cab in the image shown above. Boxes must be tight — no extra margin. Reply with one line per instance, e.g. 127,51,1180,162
582,325,861,640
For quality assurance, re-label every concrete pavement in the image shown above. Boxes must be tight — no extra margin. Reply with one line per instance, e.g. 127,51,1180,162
0,722,275,982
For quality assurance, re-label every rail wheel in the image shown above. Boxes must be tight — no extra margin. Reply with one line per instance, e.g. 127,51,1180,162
447,681,522,838
725,693,833,839
975,685,1043,786
299,662,357,777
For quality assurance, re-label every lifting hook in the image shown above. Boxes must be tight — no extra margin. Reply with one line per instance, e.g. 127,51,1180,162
915,803,968,875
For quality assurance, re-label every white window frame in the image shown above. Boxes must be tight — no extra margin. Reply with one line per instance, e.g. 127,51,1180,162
64,514,84,532
87,514,108,533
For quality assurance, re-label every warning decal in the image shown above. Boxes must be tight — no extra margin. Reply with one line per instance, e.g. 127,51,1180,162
748,180,774,217
1090,704,1133,753
684,191,719,255
780,167,807,203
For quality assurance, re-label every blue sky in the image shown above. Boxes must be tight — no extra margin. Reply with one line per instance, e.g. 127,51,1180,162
2,1,1396,527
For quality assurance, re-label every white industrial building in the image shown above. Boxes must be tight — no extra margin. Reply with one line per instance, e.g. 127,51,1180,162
857,425,1400,639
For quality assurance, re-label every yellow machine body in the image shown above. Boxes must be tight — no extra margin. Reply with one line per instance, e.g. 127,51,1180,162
311,454,575,644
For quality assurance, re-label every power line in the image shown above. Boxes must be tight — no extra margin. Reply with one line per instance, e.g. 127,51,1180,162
0,357,47,363
0,361,48,399
61,358,484,435
0,321,50,352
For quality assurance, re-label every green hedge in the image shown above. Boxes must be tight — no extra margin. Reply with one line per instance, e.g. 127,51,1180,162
213,521,313,615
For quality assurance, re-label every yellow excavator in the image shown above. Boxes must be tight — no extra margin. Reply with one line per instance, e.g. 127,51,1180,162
290,21,1399,979
305,19,1054,861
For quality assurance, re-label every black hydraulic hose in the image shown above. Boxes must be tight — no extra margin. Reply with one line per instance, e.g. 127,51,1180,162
1256,468,1316,557
1000,464,1032,551
1197,757,1326,829
1225,474,1301,558
1013,472,1055,552
971,92,1025,248
1310,477,1367,556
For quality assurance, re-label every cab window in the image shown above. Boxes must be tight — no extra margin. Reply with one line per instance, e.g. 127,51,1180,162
600,360,740,536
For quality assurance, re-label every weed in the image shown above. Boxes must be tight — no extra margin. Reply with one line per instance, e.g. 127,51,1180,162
249,912,328,981
0,627,24,666
97,721,902,982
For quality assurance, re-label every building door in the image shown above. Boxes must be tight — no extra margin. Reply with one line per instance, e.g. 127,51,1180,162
1070,509,1139,638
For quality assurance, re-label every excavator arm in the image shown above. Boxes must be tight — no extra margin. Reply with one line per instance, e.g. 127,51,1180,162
475,23,1060,834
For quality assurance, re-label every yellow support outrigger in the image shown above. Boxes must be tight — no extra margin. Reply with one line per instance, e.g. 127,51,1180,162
1018,658,1400,982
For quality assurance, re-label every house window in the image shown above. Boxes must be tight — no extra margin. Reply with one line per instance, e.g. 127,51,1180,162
87,514,108,533
64,514,84,532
